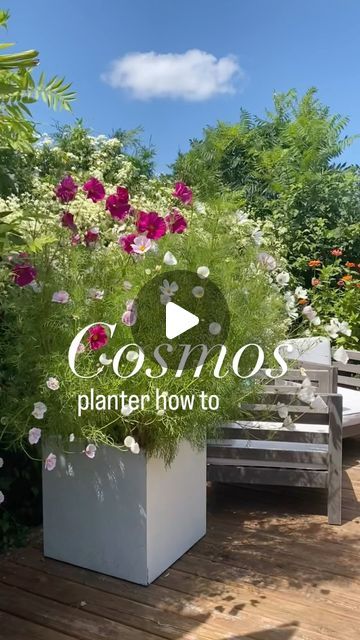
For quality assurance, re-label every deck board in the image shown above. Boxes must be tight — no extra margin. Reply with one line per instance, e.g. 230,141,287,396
1,439,360,639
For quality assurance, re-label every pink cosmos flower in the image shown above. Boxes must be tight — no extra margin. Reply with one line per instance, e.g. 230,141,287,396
52,290,70,304
119,233,136,254
11,263,37,287
106,193,131,220
136,211,166,239
165,209,188,234
61,211,76,230
131,235,152,255
172,181,193,205
85,443,97,459
121,300,137,327
84,227,99,246
55,176,78,203
83,177,105,202
87,324,108,350
45,453,57,471
28,427,41,445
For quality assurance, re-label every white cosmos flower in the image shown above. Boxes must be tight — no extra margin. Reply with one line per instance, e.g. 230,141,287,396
121,404,134,417
69,433,75,442
126,350,139,362
163,251,177,266
0,491,4,504
32,402,47,420
131,235,152,255
160,280,178,296
197,266,210,279
277,403,289,419
333,346,349,364
295,286,308,300
192,286,204,298
123,280,133,291
87,288,104,300
258,253,277,271
99,353,112,366
209,322,221,335
28,427,41,445
276,271,290,287
52,290,70,304
251,228,264,246
325,318,340,339
85,444,97,459
338,320,352,337
302,305,321,326
44,453,57,471
46,377,59,391
298,377,315,404
310,395,328,411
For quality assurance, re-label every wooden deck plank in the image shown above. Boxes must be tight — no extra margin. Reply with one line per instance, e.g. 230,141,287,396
1,439,360,640
0,611,75,640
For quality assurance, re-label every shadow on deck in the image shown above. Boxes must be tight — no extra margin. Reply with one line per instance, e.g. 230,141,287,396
1,439,360,639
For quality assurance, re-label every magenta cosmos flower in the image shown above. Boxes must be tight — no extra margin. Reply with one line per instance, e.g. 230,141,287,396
11,263,37,287
87,324,108,350
106,187,131,220
165,209,188,234
172,181,193,205
61,211,77,230
136,211,166,239
84,227,100,246
55,176,78,203
119,233,136,254
83,177,105,202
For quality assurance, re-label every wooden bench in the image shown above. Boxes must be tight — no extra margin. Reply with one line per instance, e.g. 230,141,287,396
208,373,343,525
335,349,360,439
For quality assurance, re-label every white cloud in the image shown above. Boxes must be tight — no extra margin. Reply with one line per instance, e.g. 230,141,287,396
101,49,244,101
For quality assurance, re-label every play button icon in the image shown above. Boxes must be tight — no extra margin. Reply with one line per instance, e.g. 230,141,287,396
166,302,199,340
131,269,230,371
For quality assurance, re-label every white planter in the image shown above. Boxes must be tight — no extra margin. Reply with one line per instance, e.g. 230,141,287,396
42,440,206,585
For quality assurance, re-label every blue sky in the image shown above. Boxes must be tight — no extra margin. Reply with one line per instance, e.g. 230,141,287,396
7,0,360,171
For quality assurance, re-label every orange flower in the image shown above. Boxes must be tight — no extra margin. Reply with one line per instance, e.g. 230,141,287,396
331,248,343,257
342,275,353,282
345,261,356,268
298,298,308,305
308,259,321,267
311,277,320,286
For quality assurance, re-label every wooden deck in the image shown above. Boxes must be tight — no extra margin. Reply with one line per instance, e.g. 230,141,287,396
1,439,360,640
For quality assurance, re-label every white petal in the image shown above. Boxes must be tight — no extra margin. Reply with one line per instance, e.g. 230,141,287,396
99,353,112,366
197,266,210,279
209,322,221,335
192,286,204,298
163,251,177,266
130,442,140,454
124,435,135,448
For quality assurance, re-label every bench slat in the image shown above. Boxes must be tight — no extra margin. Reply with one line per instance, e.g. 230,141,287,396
207,463,328,486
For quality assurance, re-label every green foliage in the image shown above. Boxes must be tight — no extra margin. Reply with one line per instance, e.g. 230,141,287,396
173,89,360,281
0,157,288,464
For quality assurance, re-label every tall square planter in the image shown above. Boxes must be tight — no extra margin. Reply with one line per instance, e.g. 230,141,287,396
42,440,206,585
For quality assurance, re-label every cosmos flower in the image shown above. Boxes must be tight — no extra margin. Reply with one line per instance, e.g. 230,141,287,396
136,211,166,240
52,290,70,304
28,427,41,445
44,453,57,471
131,235,152,255
32,402,47,420
84,227,100,246
163,251,177,266
85,443,97,459
55,176,78,203
165,209,187,234
61,211,76,230
87,324,108,350
46,377,60,390
172,181,193,205
106,187,131,220
83,177,105,202
11,263,37,287
119,233,136,254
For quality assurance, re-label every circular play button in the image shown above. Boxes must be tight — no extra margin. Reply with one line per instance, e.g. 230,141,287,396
131,269,230,371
